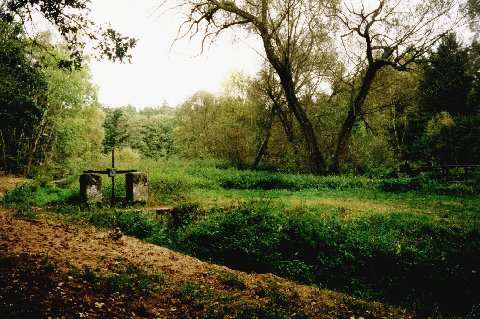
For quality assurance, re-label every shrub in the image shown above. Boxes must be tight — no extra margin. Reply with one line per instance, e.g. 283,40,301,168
2,178,78,207
381,176,422,192
115,211,158,239
169,202,480,317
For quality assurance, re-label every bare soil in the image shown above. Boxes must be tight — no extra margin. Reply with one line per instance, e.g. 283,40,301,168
0,177,413,318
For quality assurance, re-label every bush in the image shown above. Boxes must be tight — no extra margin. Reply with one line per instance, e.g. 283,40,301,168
176,203,285,272
2,178,78,207
115,211,158,239
189,166,378,191
171,202,480,317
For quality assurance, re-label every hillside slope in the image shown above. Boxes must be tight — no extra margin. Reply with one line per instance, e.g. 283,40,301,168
0,207,413,319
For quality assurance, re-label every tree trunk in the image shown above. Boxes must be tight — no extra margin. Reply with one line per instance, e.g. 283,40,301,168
26,109,48,176
276,68,326,175
252,110,274,169
257,25,326,174
0,130,7,171
331,63,382,173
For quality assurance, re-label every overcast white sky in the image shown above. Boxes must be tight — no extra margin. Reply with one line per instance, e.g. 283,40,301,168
88,0,263,108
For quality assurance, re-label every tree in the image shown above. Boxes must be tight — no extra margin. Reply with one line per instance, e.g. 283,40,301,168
0,0,136,68
167,0,461,174
141,113,175,160
465,0,480,37
328,0,461,172
420,33,473,115
170,0,336,174
0,22,105,176
27,36,105,176
0,20,47,174
425,111,456,165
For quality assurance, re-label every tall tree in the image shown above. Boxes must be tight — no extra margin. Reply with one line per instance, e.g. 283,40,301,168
166,0,461,174
328,0,461,172
420,33,473,115
0,20,46,174
170,0,336,174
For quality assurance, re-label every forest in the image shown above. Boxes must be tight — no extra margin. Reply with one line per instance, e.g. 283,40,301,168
1,0,480,176
1,0,480,318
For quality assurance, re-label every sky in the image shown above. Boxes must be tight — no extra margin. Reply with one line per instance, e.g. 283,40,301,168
88,0,264,108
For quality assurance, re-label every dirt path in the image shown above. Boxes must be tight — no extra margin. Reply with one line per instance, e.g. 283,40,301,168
0,208,414,319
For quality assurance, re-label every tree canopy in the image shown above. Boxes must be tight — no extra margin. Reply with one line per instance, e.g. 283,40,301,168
0,0,136,68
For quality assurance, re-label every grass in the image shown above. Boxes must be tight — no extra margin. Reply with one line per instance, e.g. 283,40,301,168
172,279,309,319
77,264,164,295
1,158,479,318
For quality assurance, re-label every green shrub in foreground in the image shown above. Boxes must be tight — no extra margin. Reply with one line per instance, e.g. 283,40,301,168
174,202,480,318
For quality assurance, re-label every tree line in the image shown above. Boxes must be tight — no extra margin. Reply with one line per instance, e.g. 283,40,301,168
1,0,479,176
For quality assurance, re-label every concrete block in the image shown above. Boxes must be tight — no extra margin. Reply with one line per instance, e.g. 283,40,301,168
79,173,102,204
126,172,148,204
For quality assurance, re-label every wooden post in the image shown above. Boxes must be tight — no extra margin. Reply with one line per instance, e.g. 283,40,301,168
111,147,115,207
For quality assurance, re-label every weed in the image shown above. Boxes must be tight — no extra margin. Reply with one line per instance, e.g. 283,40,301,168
82,267,99,283
174,281,207,308
13,209,38,219
105,273,133,293
78,264,163,295
219,273,247,290
2,178,78,207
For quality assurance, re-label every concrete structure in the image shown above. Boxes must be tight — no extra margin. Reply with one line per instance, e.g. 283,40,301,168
125,172,148,204
79,173,102,204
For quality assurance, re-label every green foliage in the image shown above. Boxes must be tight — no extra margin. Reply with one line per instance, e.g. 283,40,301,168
1,0,136,68
39,255,56,273
12,209,38,220
80,264,163,295
79,209,158,239
173,280,307,319
105,272,133,293
425,111,455,165
219,273,247,290
102,106,176,160
0,21,47,174
40,50,105,178
1,178,77,207
189,165,378,191
402,34,480,165
381,176,425,192
0,20,105,177
381,174,480,196
174,281,209,309
114,211,158,239
421,33,473,116
7,159,474,318
172,201,480,317
453,114,480,164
